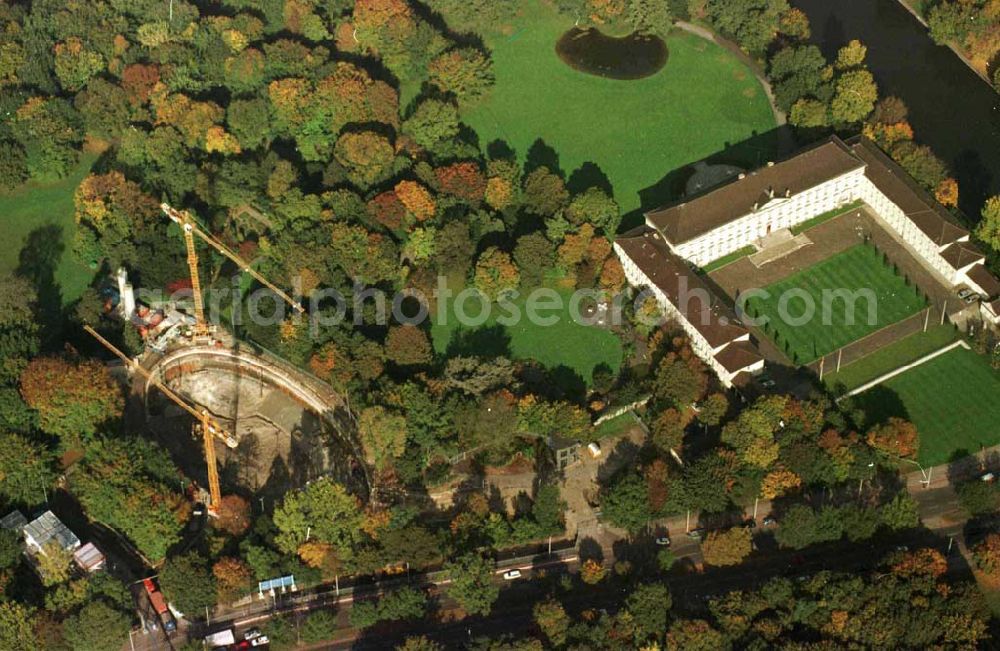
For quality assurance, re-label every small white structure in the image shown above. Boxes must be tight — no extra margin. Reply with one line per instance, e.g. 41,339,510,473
23,511,81,556
116,267,136,320
73,542,106,573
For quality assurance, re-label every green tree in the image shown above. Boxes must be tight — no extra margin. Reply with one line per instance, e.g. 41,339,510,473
705,0,790,54
626,582,672,641
358,406,408,470
789,98,829,128
956,479,1000,517
444,553,499,616
300,610,338,644
521,167,568,216
159,553,217,615
63,601,129,651
602,472,652,534
975,195,1000,253
0,275,39,384
890,141,949,191
444,357,516,396
566,187,621,235
768,45,829,112
403,98,460,153
428,47,494,105
533,599,569,647
0,430,55,506
0,140,28,191
697,393,729,428
513,232,555,289
12,97,83,180
333,130,396,189
830,69,878,124
37,541,74,586
273,478,364,556
0,602,37,651
880,493,920,530
434,220,476,278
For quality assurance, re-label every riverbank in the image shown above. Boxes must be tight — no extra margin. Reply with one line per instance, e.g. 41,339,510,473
892,0,995,87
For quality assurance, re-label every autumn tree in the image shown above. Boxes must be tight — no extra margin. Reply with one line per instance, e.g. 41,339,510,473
435,161,486,203
935,178,959,207
579,558,607,584
385,326,433,366
394,180,436,222
760,467,802,499
213,557,253,602
474,247,520,299
866,417,918,459
701,526,752,566
974,533,1000,575
697,393,729,429
652,407,690,453
444,553,499,616
214,495,251,536
428,47,495,105
19,356,123,444
653,350,708,408
830,69,878,124
666,619,729,651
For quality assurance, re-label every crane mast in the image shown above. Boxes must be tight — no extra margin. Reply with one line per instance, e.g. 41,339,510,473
160,204,304,329
84,325,235,512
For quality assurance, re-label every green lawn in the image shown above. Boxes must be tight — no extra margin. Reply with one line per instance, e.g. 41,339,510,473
852,348,1000,466
702,245,755,273
822,324,957,393
0,154,97,304
746,245,927,363
430,289,623,388
789,200,864,235
461,4,777,214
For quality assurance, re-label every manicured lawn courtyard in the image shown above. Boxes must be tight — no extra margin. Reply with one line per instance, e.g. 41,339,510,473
852,348,1000,467
0,154,97,305
430,289,623,388
460,3,777,214
745,244,927,363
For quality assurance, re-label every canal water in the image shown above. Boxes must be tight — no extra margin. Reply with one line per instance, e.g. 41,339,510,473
793,0,1000,218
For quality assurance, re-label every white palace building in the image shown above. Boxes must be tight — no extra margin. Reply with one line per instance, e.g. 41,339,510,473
614,136,1000,388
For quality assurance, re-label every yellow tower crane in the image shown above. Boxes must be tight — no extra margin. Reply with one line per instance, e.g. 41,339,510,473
84,325,237,513
159,203,305,338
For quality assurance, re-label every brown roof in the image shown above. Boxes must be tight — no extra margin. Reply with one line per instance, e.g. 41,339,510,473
715,340,764,374
614,228,750,349
940,241,984,271
645,138,864,244
848,138,968,247
967,264,1000,298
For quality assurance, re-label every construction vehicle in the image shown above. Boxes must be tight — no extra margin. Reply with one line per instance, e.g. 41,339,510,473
159,203,304,340
143,578,176,633
83,325,236,514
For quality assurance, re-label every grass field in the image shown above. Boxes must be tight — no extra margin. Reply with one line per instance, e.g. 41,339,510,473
430,289,623,388
0,154,97,305
822,325,957,392
460,3,776,214
852,348,1000,466
746,245,927,363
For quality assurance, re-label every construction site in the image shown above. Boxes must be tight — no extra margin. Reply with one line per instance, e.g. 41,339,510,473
91,204,369,514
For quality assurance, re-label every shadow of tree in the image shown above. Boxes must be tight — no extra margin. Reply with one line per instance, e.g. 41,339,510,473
525,138,563,178
445,324,513,359
16,224,65,346
568,161,613,195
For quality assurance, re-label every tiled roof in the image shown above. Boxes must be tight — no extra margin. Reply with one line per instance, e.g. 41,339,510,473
940,241,985,271
715,340,764,374
848,138,968,247
645,138,864,244
614,228,750,350
967,264,1000,298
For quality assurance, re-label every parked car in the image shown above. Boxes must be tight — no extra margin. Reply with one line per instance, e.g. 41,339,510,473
686,528,705,540
655,536,671,546
760,378,777,388
957,287,975,299
762,516,777,526
502,569,522,580
244,629,262,641
587,442,602,458
250,636,269,647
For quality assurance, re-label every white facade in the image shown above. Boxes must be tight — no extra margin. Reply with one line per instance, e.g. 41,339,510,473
663,168,867,267
614,240,754,387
